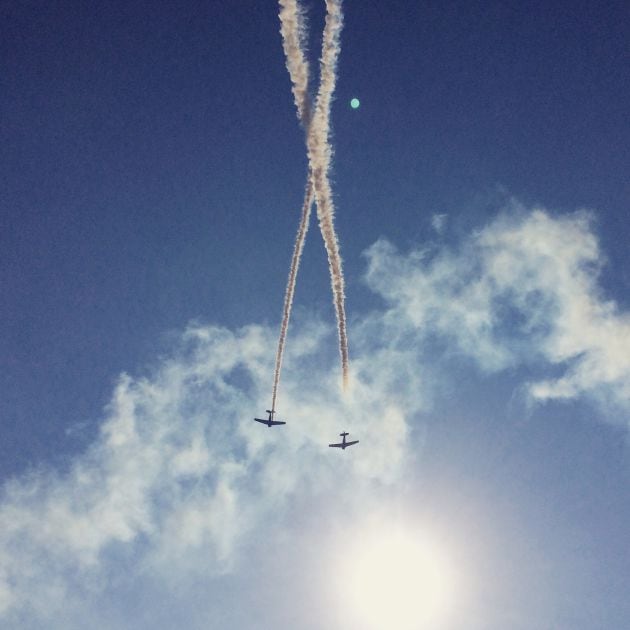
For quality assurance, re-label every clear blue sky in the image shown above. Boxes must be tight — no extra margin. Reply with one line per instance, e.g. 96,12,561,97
1,1,629,628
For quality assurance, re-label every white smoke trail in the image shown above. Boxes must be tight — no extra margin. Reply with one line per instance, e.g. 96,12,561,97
272,0,348,412
305,0,349,390
270,179,314,412
271,1,315,413
278,0,311,124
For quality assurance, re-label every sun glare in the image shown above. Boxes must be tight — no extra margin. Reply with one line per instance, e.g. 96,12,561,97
336,524,455,630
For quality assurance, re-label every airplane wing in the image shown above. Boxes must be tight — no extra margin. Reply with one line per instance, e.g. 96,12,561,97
345,440,359,447
328,442,343,448
254,418,286,426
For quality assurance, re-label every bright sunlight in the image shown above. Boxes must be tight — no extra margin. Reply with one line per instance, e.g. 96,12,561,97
336,522,455,630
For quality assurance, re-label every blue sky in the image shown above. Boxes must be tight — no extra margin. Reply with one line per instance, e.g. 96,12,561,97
1,1,629,628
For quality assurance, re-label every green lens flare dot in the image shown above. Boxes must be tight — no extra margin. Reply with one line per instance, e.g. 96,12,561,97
350,98,360,109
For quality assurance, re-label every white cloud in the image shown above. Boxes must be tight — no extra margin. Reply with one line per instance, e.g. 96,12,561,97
431,213,448,234
0,318,418,627
1,204,628,628
365,206,630,414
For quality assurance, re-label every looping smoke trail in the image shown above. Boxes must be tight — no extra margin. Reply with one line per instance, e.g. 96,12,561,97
272,0,349,412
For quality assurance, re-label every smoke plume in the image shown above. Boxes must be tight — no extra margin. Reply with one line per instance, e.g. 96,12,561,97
272,0,349,411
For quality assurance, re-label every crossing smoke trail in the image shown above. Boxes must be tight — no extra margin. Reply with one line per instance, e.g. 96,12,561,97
272,0,349,412
306,0,349,391
271,1,314,413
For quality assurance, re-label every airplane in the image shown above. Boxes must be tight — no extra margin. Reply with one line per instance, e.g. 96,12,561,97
328,432,359,450
253,409,286,427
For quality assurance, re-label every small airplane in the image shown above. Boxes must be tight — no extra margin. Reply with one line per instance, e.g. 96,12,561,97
253,409,286,427
328,432,359,450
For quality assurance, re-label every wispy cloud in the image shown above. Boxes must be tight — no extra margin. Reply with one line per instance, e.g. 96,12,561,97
365,205,630,415
0,317,413,627
431,213,448,234
1,204,628,628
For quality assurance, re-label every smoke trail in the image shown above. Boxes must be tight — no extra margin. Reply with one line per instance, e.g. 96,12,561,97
278,0,311,124
272,0,314,412
270,179,315,412
272,0,348,412
306,0,350,390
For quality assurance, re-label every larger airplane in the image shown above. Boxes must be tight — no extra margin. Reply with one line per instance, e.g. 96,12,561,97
328,432,359,450
254,409,286,427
